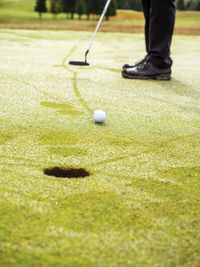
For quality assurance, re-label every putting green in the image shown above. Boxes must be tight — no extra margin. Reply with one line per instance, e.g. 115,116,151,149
0,29,200,266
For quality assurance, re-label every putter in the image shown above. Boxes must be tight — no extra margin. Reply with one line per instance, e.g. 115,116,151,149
69,0,112,66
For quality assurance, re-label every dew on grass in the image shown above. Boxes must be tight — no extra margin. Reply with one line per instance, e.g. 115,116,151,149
43,167,90,178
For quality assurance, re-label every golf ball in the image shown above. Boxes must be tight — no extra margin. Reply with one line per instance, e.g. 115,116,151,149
93,110,106,123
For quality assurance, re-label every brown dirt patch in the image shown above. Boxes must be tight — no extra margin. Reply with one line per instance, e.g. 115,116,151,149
0,22,144,33
1,23,200,35
174,27,200,35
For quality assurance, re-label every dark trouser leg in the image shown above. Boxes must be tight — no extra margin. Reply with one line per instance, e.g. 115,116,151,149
141,0,151,54
149,0,176,68
142,0,176,69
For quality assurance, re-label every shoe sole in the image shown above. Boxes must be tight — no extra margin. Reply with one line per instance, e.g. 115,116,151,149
122,71,171,81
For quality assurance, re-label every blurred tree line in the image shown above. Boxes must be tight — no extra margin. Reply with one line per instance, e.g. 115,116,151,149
34,0,200,19
177,0,200,10
117,0,200,11
34,0,117,19
117,0,142,10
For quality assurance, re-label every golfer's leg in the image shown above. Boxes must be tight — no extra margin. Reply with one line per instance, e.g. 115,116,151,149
122,0,150,70
149,0,176,69
141,0,151,54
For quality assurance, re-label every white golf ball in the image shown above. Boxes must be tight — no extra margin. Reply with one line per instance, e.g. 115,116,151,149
93,110,106,123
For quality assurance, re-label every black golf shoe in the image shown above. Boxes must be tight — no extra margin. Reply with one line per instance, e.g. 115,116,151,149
122,54,149,70
121,61,171,80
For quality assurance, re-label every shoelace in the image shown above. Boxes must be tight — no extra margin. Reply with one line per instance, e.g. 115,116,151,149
136,54,150,69
137,59,148,70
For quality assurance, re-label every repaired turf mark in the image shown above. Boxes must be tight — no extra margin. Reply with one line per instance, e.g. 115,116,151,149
44,167,90,178
54,46,93,115
41,101,85,116
62,46,77,69
73,72,93,114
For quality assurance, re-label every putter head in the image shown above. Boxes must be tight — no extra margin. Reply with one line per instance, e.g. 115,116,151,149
69,61,90,66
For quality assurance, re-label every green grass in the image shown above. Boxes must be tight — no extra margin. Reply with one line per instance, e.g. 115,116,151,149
0,0,72,22
176,11,200,28
0,29,200,266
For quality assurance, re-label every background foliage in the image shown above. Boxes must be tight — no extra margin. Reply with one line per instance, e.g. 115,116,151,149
34,0,200,19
